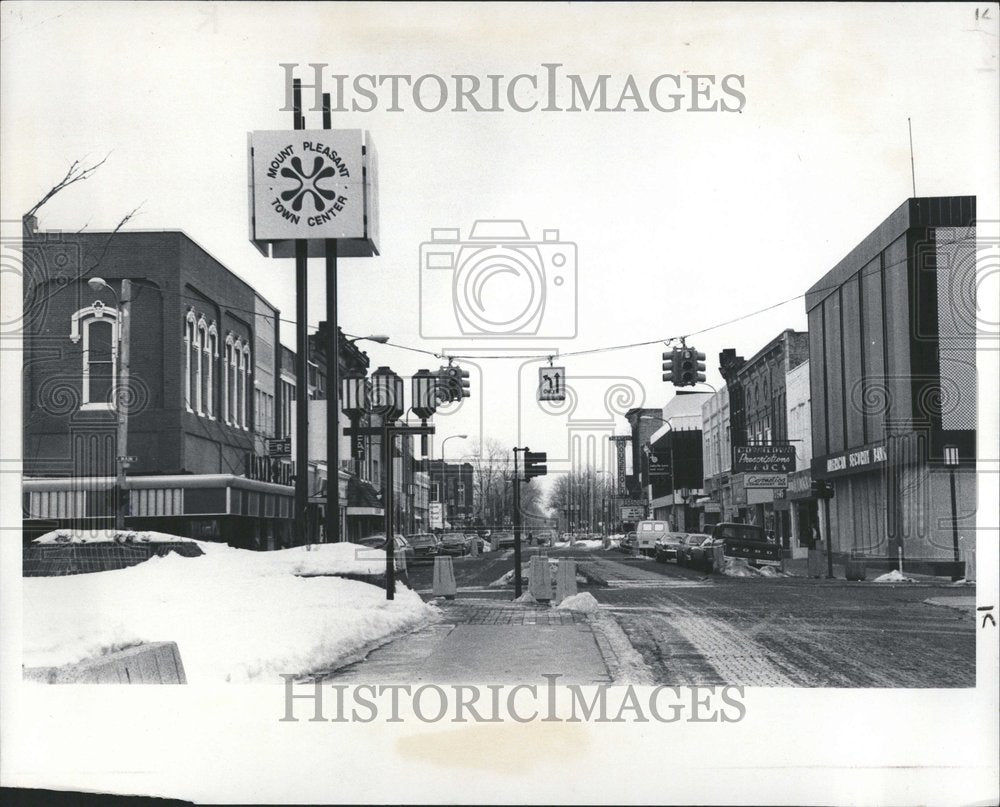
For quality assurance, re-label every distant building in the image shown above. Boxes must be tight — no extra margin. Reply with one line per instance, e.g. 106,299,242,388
700,384,731,530
782,359,817,558
806,197,976,572
427,460,474,529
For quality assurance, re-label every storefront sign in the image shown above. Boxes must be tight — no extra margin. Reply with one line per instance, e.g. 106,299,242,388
429,501,443,529
815,441,887,478
744,473,787,489
621,505,646,521
786,469,813,499
249,129,365,241
733,445,796,473
245,454,294,486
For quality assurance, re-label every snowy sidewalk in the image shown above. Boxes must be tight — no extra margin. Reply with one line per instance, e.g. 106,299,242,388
323,599,615,685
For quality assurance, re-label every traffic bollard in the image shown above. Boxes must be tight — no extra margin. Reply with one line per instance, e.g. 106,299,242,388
959,536,975,582
555,559,577,604
528,556,552,602
469,536,479,557
432,556,457,599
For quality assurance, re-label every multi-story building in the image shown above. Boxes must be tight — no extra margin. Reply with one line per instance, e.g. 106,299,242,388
427,460,475,528
643,392,710,531
21,225,294,548
806,196,976,573
700,383,731,529
724,329,809,548
623,408,662,499
781,359,818,558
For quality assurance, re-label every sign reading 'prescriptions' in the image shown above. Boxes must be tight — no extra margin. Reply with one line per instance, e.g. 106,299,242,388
249,129,365,240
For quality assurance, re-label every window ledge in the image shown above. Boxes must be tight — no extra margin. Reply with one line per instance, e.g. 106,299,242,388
80,403,115,412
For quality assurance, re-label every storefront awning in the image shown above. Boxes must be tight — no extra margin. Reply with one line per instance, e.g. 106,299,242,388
346,476,384,517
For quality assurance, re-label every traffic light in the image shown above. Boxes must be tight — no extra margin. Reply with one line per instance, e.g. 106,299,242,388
677,348,707,386
523,450,547,481
437,364,471,403
661,350,676,384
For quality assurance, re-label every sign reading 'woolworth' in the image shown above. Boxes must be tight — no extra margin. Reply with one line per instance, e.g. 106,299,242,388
249,129,365,240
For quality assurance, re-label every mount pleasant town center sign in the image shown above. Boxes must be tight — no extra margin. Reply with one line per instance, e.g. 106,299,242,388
249,129,365,241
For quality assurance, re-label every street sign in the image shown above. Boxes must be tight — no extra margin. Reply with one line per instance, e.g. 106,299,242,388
647,455,671,476
537,366,566,401
266,437,291,457
429,502,444,530
117,455,137,464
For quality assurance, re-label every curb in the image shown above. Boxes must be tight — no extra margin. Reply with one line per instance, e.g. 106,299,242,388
24,641,186,684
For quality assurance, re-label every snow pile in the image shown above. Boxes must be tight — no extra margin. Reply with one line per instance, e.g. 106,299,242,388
513,591,537,604
276,542,388,577
34,528,196,545
719,557,786,577
23,544,437,683
556,592,600,614
570,539,605,550
873,569,915,583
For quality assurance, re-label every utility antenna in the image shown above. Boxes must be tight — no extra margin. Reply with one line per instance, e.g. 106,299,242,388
908,117,917,197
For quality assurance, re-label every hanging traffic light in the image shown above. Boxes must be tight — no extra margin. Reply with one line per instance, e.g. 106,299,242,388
810,479,835,500
523,449,547,481
437,364,471,403
661,350,676,384
677,348,707,387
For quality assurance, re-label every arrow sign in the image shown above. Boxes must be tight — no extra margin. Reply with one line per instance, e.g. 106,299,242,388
538,366,566,401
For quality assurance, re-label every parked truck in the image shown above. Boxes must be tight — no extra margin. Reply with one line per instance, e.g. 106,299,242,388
690,522,782,572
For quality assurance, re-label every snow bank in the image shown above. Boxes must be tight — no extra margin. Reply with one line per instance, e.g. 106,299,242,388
556,592,600,613
23,544,437,683
872,569,915,583
273,542,389,577
34,528,196,545
719,557,786,577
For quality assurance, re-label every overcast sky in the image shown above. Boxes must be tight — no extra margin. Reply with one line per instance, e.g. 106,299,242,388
3,2,997,475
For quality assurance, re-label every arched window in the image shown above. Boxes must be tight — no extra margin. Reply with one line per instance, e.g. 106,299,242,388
241,344,251,430
223,332,234,425
195,316,208,416
233,338,243,427
206,322,218,420
183,309,196,412
70,302,119,410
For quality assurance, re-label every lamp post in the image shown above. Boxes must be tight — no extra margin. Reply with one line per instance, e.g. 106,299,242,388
943,444,961,580
88,278,131,531
325,334,388,544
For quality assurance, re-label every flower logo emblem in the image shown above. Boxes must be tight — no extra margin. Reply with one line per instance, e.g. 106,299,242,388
279,156,339,213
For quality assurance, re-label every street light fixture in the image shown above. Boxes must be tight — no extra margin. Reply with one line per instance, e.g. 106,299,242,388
348,334,390,345
88,277,132,531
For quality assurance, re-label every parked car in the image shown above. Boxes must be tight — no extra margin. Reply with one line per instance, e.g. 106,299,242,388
439,532,472,556
620,531,639,553
672,533,711,567
534,531,555,547
404,532,441,561
495,532,516,549
653,531,693,563
685,523,782,572
356,534,415,566
683,535,718,571
465,533,486,552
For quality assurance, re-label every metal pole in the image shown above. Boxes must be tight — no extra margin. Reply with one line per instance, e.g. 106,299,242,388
825,495,834,579
513,447,522,599
115,279,132,531
949,467,960,579
385,425,395,600
322,93,341,544
293,79,310,546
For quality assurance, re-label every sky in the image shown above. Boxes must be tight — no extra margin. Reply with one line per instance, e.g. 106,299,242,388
2,1,997,479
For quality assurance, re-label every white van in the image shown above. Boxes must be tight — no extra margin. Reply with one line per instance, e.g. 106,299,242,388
634,520,670,556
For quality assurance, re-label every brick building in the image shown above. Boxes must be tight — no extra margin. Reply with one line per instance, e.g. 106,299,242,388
21,224,294,547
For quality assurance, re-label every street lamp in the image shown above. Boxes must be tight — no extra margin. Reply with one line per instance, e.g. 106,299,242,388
88,277,131,531
326,334,391,544
943,444,961,580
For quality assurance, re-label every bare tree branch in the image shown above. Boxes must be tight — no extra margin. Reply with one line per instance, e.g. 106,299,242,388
24,153,112,220
86,202,144,273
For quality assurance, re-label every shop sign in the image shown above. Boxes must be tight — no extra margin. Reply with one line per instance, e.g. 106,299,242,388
744,473,787,489
815,441,887,478
621,505,646,521
733,445,796,473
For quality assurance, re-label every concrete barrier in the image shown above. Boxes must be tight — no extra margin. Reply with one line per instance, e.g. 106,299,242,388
469,536,479,557
528,556,552,602
491,535,500,552
24,641,186,684
555,559,577,604
959,536,976,582
432,555,457,599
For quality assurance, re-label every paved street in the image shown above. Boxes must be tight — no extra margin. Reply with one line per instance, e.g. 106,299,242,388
391,545,977,688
